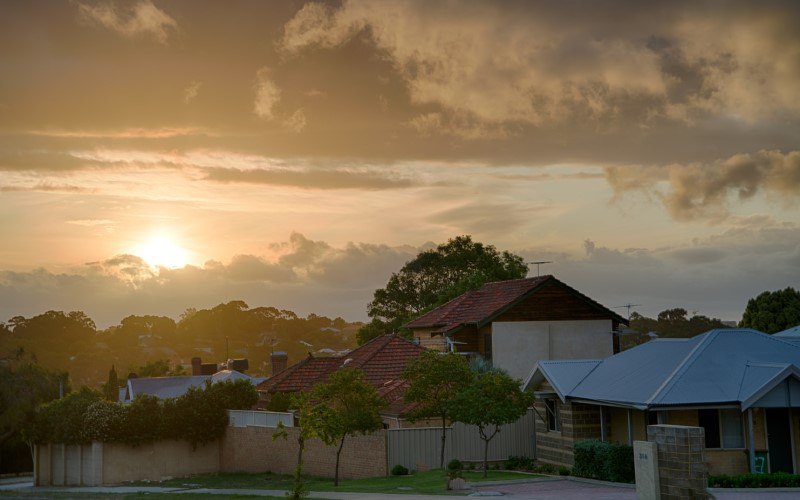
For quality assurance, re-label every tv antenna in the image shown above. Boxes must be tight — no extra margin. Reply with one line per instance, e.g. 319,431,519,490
527,261,553,277
613,304,642,320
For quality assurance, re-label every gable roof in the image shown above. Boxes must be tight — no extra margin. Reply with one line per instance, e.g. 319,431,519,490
775,325,800,338
256,334,427,395
405,275,626,335
526,329,800,410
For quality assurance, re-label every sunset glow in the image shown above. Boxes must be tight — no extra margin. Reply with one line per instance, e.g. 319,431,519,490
1,1,798,328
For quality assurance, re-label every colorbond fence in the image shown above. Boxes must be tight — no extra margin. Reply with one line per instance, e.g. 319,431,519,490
387,409,536,470
227,410,293,428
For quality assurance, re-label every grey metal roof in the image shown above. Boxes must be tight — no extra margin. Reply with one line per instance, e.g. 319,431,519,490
526,360,600,401
127,370,262,401
529,329,800,410
775,325,800,338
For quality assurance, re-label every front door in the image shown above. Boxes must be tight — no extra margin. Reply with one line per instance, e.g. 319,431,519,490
766,408,794,473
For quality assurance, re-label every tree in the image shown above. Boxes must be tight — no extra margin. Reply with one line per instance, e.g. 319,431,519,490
627,308,728,347
359,235,528,344
0,350,66,470
273,392,317,499
402,351,473,469
450,371,533,477
740,287,800,334
306,368,385,486
103,365,119,401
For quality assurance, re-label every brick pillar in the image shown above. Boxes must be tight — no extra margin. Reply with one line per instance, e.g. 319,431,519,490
647,424,708,500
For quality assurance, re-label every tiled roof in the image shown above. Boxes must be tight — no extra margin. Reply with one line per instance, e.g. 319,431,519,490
256,334,427,399
405,275,626,334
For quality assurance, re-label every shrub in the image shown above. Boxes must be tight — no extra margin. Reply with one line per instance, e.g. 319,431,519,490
558,466,571,476
391,464,409,476
535,463,556,474
709,472,800,488
505,455,535,470
573,440,634,483
467,462,475,470
31,387,101,444
447,459,463,471
83,400,126,442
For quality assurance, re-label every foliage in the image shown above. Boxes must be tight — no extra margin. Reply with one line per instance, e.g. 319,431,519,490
504,455,535,470
31,387,101,444
558,466,571,476
709,472,800,488
450,371,533,477
572,440,634,483
629,308,728,340
31,379,255,448
359,236,528,344
0,349,66,470
265,391,292,412
305,368,386,486
447,459,463,471
740,287,800,334
134,359,186,377
391,464,409,476
402,351,474,468
82,400,126,443
103,365,120,401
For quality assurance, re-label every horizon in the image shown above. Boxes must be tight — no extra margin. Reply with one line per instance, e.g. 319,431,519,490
2,1,798,329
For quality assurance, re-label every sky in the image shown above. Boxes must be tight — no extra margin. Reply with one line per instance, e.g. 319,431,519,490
1,0,798,328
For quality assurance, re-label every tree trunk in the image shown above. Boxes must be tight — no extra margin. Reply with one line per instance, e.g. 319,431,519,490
483,437,489,478
335,434,347,486
440,415,447,469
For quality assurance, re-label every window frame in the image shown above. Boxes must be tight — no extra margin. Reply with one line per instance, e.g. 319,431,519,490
545,398,561,433
698,408,746,450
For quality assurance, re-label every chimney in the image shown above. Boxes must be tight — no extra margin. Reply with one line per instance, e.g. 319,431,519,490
271,351,288,375
191,357,202,376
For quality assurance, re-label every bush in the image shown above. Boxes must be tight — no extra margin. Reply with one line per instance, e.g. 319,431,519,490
558,466,571,476
391,464,409,476
505,455,535,470
573,440,634,483
709,473,800,488
535,463,556,474
83,400,126,443
447,459,463,471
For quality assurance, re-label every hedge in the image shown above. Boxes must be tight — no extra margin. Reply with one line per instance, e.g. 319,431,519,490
572,440,634,483
709,472,800,488
31,379,258,449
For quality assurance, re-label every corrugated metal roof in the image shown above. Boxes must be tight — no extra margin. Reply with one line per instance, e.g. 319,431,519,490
775,325,800,338
128,370,261,400
534,360,601,401
533,329,800,410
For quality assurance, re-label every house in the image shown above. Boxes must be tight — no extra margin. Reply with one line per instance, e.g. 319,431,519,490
256,333,426,427
524,328,800,475
775,325,800,340
405,275,628,380
123,369,265,403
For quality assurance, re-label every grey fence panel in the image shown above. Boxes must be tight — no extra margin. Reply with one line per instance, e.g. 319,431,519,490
227,410,293,428
387,409,536,471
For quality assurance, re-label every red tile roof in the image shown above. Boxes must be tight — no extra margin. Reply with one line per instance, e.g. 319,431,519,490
405,275,626,334
256,334,427,398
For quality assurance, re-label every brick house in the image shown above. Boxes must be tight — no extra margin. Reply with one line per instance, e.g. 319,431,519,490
405,275,628,381
524,329,800,475
255,334,426,428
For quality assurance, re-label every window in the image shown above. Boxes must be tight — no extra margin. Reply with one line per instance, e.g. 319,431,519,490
545,399,561,432
699,409,744,449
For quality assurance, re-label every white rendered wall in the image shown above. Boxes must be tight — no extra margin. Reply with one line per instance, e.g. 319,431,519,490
492,319,613,381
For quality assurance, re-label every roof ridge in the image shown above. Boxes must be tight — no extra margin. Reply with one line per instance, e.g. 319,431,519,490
647,331,718,405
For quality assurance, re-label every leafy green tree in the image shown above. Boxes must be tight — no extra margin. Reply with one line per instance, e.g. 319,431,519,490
133,359,185,377
359,236,528,344
306,368,385,486
206,379,259,410
628,308,728,344
740,288,800,334
171,384,229,450
403,351,474,469
0,350,66,469
103,365,119,401
273,392,318,499
31,387,101,445
450,371,533,477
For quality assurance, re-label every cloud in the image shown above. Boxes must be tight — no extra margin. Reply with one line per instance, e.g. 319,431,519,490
605,150,800,220
66,219,115,227
428,201,551,236
183,81,202,104
253,67,281,120
283,108,307,133
202,166,417,190
25,127,209,139
0,182,92,193
224,254,297,282
76,0,178,44
280,1,800,134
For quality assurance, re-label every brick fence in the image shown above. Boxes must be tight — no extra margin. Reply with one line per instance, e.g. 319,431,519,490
221,426,387,479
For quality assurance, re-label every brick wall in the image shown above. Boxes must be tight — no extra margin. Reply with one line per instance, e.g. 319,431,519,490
647,425,707,500
533,385,602,467
221,426,387,479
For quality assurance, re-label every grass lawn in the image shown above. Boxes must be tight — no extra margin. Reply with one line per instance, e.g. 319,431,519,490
0,493,283,500
131,469,540,495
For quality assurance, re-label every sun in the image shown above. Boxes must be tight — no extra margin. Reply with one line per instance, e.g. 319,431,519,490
133,235,189,269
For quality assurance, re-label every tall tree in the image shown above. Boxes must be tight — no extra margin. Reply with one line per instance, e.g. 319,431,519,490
0,350,66,470
450,371,533,477
359,235,527,344
740,287,800,334
629,308,728,339
402,351,473,469
103,365,119,401
306,368,385,486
